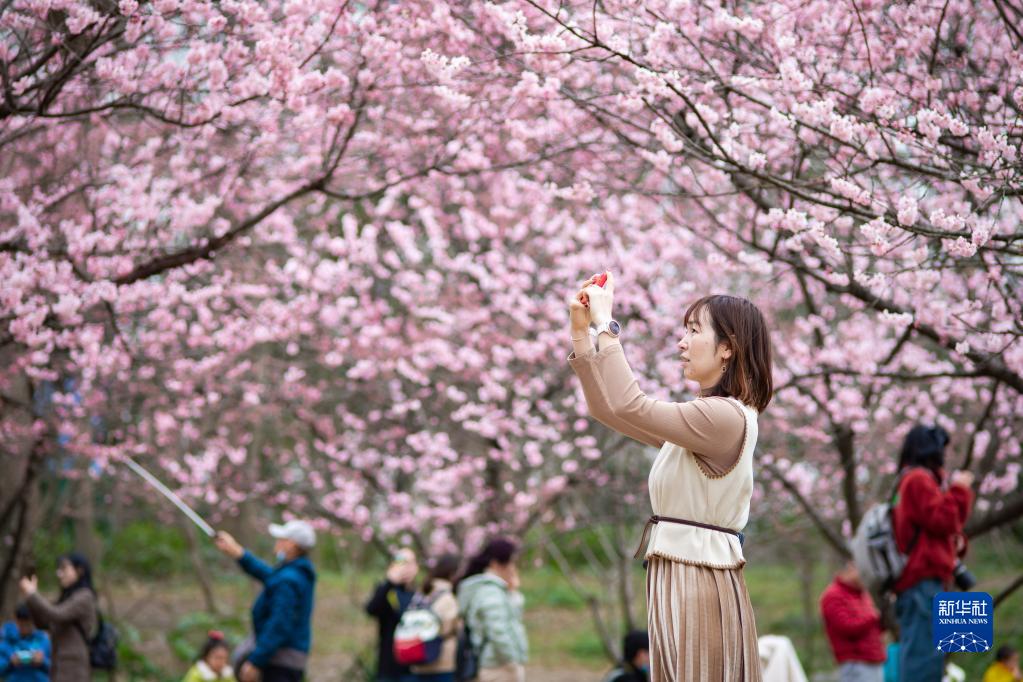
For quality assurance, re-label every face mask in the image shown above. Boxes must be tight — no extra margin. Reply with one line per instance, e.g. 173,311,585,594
275,551,287,563
639,664,650,674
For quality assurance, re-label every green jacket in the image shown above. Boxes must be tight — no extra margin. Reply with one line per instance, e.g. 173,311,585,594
456,573,528,668
181,661,237,682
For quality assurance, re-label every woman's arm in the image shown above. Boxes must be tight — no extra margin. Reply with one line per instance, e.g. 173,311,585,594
569,348,663,448
593,336,745,462
26,590,93,627
567,281,662,448
364,581,400,619
579,273,744,462
901,472,973,535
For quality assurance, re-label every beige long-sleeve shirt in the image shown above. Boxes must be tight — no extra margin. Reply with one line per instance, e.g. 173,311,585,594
569,343,745,474
570,343,759,568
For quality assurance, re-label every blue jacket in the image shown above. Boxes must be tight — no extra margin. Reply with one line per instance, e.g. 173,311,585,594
238,551,316,669
0,621,51,682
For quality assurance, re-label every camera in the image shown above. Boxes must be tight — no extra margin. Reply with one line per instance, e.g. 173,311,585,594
953,561,977,591
16,650,33,665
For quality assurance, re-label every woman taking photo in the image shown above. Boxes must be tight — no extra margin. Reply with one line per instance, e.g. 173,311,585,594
19,553,98,682
569,273,773,682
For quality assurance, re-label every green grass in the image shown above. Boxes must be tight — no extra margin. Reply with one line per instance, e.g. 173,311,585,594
93,558,1023,679
28,523,1023,680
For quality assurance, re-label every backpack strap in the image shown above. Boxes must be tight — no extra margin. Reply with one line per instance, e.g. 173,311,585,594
73,615,96,648
410,588,448,611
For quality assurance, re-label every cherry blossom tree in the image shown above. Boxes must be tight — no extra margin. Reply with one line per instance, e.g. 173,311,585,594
501,0,1023,549
0,0,630,602
3,0,1022,616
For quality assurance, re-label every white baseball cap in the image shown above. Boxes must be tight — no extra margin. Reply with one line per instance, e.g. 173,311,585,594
268,520,316,549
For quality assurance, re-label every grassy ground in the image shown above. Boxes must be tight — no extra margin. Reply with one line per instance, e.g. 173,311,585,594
29,521,1023,680
95,553,1022,681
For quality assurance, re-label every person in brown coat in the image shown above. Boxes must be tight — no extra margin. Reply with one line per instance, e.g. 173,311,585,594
19,553,98,682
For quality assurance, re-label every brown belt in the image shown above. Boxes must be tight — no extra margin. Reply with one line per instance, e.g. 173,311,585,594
634,514,742,558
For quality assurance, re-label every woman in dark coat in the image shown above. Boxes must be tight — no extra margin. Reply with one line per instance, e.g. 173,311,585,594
20,553,98,682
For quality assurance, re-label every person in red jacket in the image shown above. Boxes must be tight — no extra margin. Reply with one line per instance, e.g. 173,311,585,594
821,560,886,682
891,425,974,682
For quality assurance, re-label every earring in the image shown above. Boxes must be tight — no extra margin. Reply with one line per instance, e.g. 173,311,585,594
721,363,727,373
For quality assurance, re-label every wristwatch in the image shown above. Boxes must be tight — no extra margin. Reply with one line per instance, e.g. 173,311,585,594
591,319,622,338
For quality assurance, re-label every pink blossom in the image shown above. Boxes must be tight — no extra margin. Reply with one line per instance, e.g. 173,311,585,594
896,196,919,226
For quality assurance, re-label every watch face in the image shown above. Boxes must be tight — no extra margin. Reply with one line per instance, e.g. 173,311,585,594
609,320,622,336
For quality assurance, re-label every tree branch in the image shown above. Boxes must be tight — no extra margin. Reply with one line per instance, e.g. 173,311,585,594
113,178,326,285
966,494,1023,537
762,461,849,556
995,572,1023,609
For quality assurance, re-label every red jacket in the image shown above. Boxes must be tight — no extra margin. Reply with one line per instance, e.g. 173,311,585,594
892,467,973,593
820,576,886,664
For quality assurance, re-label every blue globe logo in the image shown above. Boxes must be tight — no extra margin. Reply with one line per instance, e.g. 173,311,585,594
937,632,990,653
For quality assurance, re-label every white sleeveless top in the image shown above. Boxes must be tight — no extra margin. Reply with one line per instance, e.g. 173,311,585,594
640,398,758,569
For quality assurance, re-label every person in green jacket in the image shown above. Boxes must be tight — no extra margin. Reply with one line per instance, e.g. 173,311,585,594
456,538,528,682
182,632,238,682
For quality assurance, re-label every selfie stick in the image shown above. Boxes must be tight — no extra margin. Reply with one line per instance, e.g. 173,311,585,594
122,456,216,538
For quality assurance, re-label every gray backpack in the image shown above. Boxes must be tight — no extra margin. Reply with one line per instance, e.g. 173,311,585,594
851,473,919,593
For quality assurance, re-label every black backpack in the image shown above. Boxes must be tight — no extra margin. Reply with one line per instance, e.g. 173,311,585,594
454,620,483,681
75,612,118,670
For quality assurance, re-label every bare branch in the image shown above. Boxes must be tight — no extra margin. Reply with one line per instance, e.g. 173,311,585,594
762,461,849,556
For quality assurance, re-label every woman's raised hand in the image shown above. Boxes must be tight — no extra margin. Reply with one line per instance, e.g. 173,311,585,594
569,275,599,335
583,271,614,326
569,290,591,334
18,575,37,596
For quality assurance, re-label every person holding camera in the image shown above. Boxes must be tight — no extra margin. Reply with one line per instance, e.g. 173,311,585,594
18,554,97,682
0,604,52,682
891,425,975,682
569,275,773,681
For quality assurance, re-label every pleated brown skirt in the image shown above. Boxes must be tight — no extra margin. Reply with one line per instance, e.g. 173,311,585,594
646,556,763,682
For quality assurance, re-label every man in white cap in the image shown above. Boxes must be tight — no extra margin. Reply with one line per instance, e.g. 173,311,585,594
215,521,317,682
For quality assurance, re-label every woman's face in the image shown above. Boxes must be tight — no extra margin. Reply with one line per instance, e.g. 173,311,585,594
205,645,229,674
56,561,80,589
678,307,732,389
489,559,518,588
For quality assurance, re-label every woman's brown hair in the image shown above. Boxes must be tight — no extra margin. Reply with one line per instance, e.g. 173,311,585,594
683,294,773,412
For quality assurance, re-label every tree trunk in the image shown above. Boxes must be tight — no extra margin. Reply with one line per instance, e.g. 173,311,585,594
72,473,101,567
0,440,45,615
0,362,41,614
182,519,220,613
835,425,862,531
544,537,619,662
